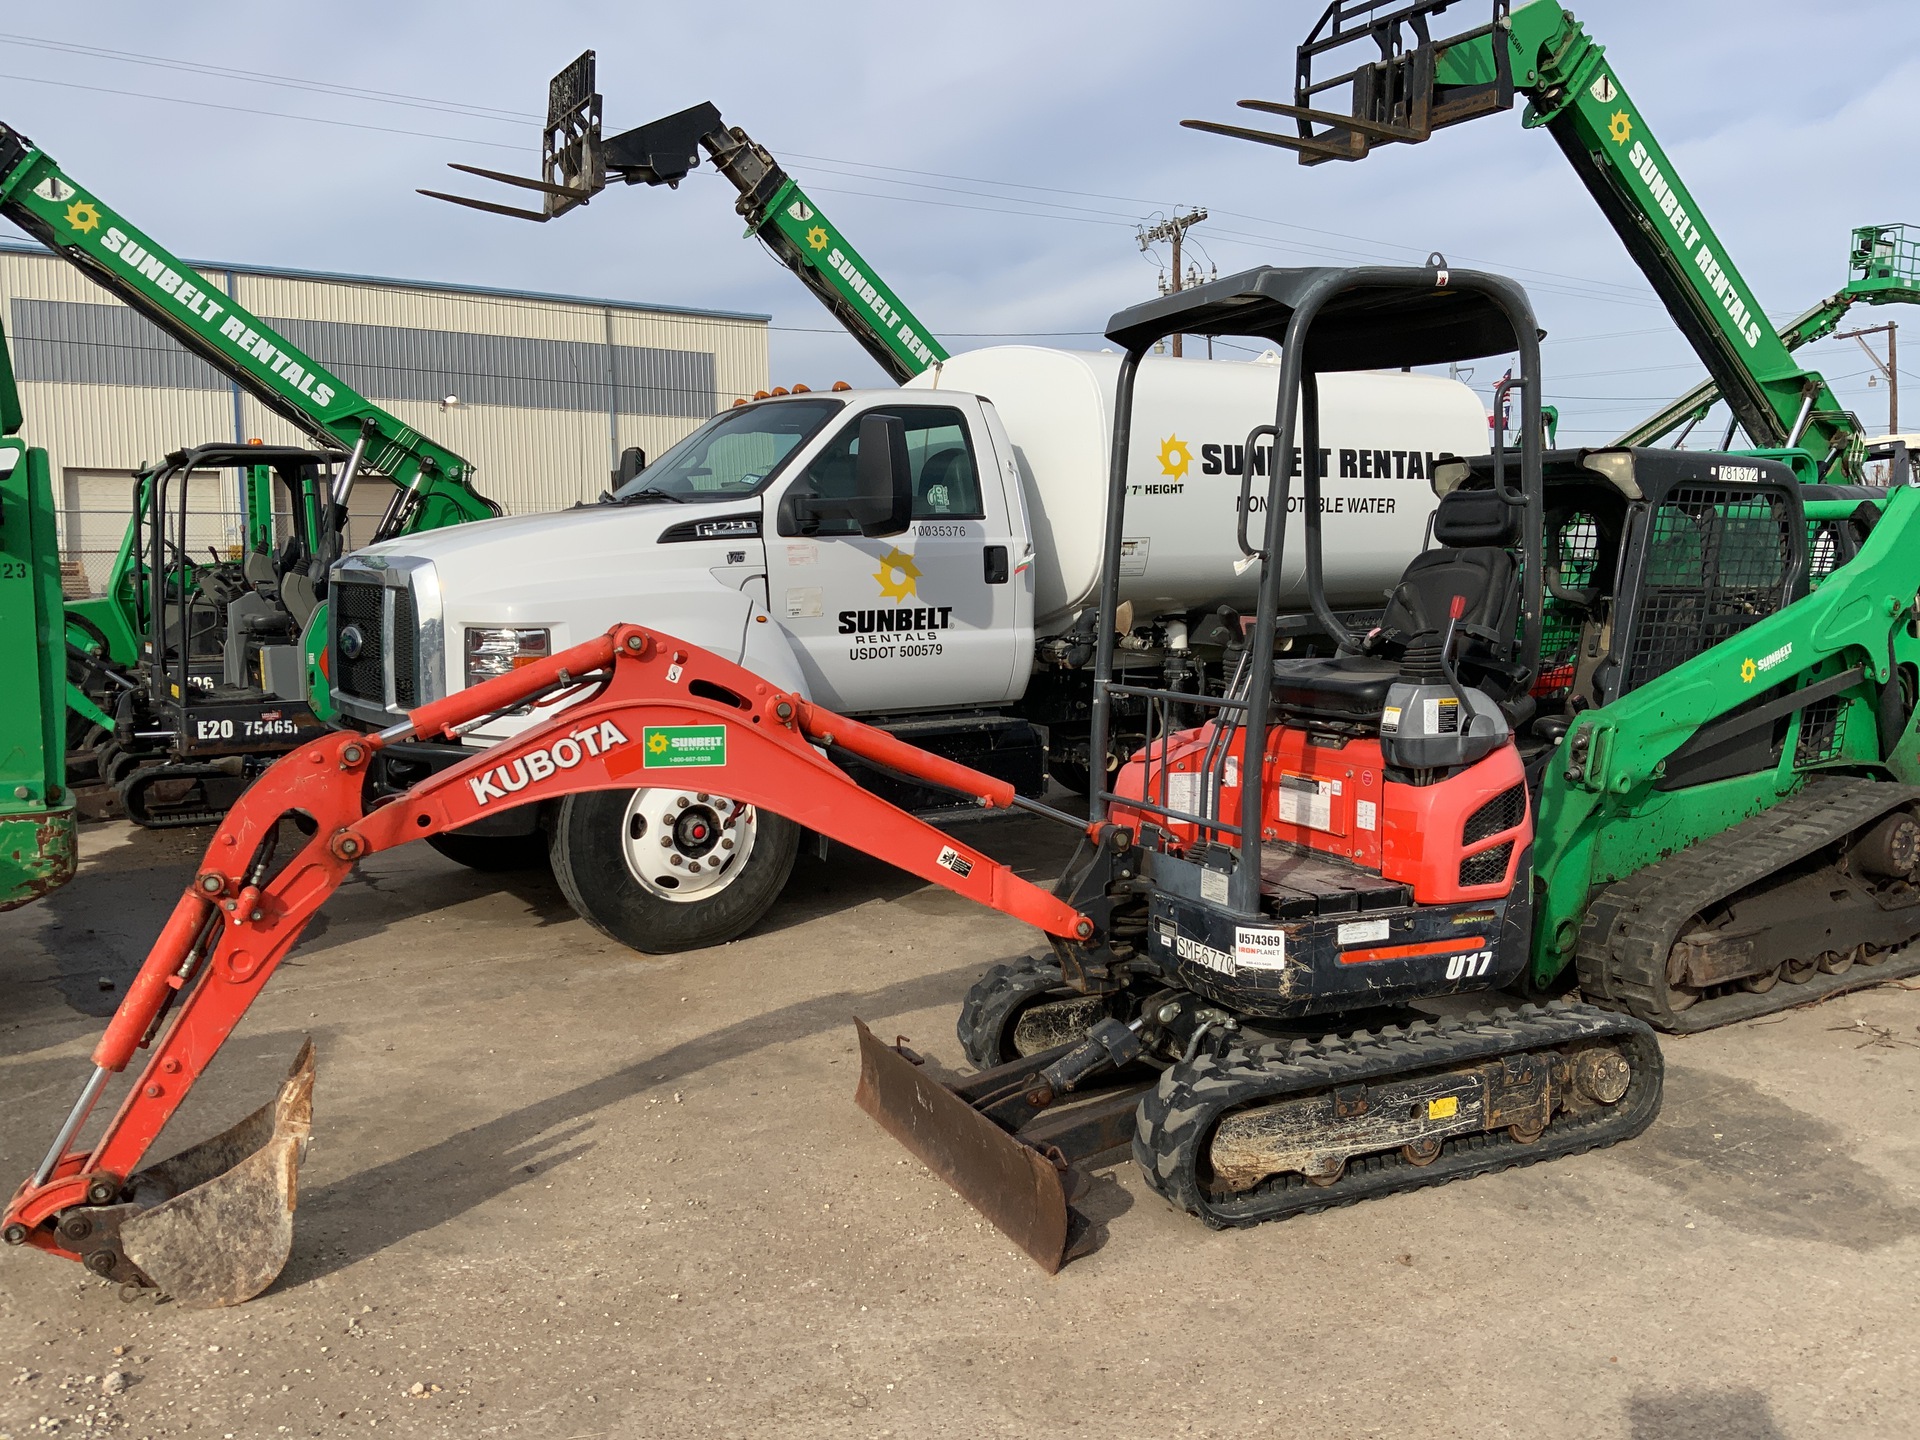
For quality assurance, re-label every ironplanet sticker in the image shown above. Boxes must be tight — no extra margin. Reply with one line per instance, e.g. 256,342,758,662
643,724,727,768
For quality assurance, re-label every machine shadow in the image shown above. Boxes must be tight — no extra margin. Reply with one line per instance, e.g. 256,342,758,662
282,959,1000,1290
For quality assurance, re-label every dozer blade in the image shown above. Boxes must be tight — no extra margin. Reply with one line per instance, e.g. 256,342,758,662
119,1041,314,1308
852,1018,1078,1274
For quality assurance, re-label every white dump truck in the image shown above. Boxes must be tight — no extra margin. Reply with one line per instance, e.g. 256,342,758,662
328,347,1486,948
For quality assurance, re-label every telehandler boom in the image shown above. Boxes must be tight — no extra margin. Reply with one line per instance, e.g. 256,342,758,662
423,51,948,384
0,122,504,821
1185,0,1920,481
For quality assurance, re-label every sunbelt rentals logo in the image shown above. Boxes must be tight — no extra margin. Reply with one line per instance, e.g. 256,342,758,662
642,724,727,769
1740,643,1792,684
873,546,921,602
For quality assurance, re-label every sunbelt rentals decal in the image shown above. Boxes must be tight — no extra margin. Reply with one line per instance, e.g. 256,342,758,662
1740,643,1792,684
786,198,941,371
642,724,727,769
838,545,955,664
1133,430,1425,514
1601,85,1766,349
47,176,338,410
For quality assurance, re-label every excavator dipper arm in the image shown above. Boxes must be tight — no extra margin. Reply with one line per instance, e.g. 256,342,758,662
2,624,1095,1304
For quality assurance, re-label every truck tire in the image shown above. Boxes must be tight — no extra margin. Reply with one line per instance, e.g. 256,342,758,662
426,832,551,873
549,786,799,953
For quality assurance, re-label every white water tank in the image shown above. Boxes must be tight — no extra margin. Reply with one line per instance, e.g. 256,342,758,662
907,346,1488,632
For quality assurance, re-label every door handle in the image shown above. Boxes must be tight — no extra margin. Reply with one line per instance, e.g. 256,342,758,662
983,544,1009,584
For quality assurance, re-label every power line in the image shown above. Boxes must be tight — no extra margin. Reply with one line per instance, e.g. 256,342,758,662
0,33,539,124
0,71,528,153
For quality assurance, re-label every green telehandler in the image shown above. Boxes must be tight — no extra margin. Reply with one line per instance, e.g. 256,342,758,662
0,122,504,825
421,50,949,384
1187,0,1920,483
0,307,75,907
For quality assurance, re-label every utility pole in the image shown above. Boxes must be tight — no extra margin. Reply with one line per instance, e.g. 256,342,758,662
1138,207,1208,357
1836,321,1899,436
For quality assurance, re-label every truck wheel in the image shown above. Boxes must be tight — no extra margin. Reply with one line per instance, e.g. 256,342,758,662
427,832,551,873
549,787,799,953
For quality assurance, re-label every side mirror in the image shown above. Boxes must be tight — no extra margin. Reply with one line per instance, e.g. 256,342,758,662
612,445,646,487
797,413,913,537
851,414,914,536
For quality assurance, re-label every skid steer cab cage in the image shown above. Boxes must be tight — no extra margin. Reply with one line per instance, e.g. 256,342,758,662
1088,263,1545,917
4,623,1097,1304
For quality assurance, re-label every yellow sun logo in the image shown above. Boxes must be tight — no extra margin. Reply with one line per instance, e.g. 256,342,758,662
1608,110,1632,145
1158,434,1192,480
805,225,829,251
64,199,101,233
873,546,921,602
647,732,670,754
1740,657,1757,683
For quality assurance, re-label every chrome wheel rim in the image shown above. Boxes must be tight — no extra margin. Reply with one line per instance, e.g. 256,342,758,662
619,788,757,903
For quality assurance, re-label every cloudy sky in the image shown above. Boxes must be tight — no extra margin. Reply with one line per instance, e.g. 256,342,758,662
4,0,1917,446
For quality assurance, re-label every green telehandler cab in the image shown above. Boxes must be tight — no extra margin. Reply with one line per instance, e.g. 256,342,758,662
87,444,361,827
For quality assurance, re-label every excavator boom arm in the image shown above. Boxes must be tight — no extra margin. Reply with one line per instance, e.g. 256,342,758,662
3,625,1093,1265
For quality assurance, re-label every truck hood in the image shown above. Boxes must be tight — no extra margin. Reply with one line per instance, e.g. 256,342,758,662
347,497,754,568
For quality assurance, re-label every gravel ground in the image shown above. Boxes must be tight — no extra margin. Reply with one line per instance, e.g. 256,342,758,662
2,817,1916,1439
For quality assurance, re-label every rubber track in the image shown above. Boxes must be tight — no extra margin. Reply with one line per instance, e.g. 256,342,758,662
955,957,1077,1068
1133,1000,1662,1229
119,764,238,830
1577,777,1920,1033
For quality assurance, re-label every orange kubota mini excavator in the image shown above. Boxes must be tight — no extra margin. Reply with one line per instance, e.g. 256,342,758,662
5,265,1662,1303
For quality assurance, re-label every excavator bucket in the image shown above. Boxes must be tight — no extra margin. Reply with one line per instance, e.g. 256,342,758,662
852,1019,1080,1274
118,1041,314,1308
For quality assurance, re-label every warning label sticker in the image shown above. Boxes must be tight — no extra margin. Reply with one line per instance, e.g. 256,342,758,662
1275,774,1335,831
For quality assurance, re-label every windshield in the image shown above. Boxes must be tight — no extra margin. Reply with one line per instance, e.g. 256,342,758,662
611,398,842,501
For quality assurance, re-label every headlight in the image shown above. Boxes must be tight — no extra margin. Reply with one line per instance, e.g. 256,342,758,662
465,627,551,686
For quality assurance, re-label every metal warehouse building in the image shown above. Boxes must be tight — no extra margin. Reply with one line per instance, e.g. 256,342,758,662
0,240,769,593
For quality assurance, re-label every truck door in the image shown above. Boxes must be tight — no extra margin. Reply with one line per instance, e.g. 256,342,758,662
767,400,1024,712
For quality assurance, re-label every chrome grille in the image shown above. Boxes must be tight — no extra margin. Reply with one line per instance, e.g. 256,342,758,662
391,588,417,708
333,580,386,704
328,556,442,723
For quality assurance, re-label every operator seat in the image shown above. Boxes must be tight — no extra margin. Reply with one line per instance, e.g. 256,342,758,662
1271,487,1524,730
242,547,281,605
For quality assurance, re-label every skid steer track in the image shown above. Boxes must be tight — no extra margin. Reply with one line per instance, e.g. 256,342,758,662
1578,778,1920,1033
1134,1002,1662,1228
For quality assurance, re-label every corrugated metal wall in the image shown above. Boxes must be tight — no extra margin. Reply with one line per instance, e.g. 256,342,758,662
0,247,770,532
